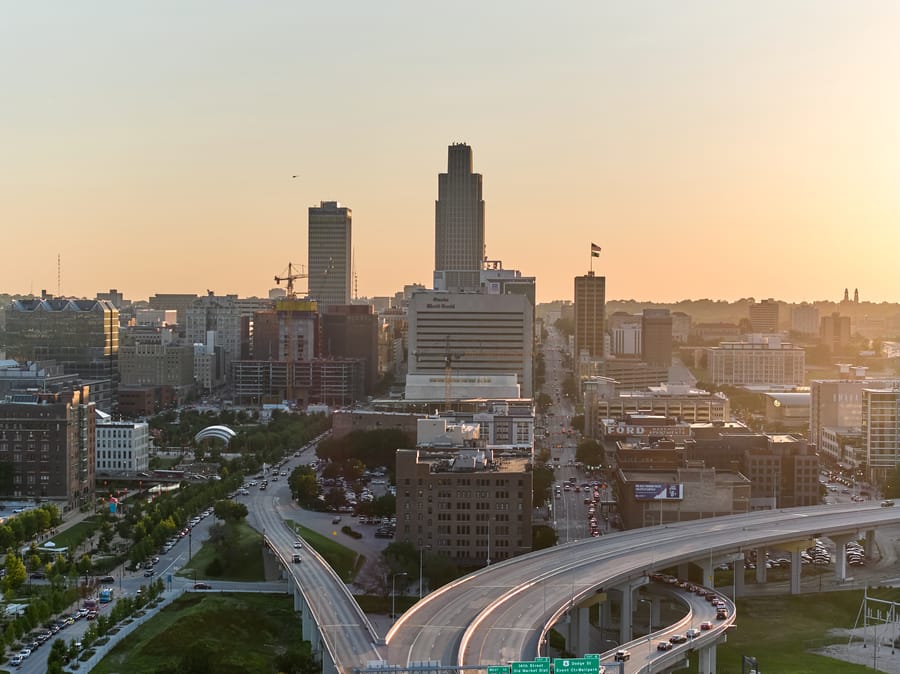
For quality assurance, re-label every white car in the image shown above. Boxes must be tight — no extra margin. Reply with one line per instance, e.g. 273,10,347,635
293,541,303,549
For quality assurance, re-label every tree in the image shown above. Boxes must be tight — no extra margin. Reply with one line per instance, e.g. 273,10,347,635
212,500,248,523
274,642,320,674
3,554,26,596
288,466,320,506
532,525,558,551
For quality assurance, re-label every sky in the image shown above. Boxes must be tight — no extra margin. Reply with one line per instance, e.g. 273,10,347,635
2,1,899,305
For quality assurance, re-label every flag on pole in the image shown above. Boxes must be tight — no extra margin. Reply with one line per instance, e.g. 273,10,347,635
591,243,601,257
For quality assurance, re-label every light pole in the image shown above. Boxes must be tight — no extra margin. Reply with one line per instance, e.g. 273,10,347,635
418,545,431,599
639,598,653,657
391,572,407,623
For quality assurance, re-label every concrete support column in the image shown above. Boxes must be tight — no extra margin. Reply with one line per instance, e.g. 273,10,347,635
697,643,717,674
619,586,633,645
293,585,303,612
734,558,745,598
697,559,714,589
650,598,661,630
790,548,802,595
755,546,767,584
615,577,648,645
831,533,856,582
302,598,315,643
569,606,590,656
865,530,876,559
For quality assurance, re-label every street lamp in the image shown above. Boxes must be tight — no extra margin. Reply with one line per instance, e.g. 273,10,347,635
418,544,431,599
391,572,407,623
639,598,653,658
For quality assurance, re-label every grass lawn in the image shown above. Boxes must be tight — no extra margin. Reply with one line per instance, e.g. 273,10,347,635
705,588,900,673
92,592,301,674
285,520,364,582
177,521,265,582
47,518,100,550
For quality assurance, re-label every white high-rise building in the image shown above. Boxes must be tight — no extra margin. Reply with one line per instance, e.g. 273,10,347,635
862,386,900,480
406,291,533,399
308,201,352,308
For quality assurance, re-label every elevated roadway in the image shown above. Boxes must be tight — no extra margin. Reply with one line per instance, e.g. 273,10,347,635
388,502,900,672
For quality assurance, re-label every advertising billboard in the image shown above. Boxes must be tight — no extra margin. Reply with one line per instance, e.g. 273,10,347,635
634,483,683,500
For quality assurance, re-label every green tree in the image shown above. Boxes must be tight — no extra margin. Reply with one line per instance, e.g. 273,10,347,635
212,499,248,523
3,554,27,596
532,525,558,551
288,466,320,506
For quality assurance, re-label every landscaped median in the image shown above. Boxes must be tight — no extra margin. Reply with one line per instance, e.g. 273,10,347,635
89,592,314,673
284,520,364,582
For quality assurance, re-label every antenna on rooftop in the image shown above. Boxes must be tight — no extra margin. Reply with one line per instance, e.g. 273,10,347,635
57,253,61,297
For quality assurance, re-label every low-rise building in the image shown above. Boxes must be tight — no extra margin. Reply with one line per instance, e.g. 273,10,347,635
95,415,150,475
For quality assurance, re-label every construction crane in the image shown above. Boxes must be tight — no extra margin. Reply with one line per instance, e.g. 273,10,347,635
274,261,308,299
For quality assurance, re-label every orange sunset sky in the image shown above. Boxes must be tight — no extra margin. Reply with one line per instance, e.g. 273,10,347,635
3,2,899,304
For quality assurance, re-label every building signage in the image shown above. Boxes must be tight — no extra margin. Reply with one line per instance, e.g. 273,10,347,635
488,667,510,674
634,483,684,501
603,422,691,438
511,661,551,674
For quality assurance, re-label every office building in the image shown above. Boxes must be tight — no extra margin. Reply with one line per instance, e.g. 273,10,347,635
433,143,484,292
148,293,199,327
706,335,805,386
791,303,820,336
2,298,119,412
671,312,691,343
322,305,378,395
820,312,852,352
406,291,533,400
574,272,605,363
608,312,641,356
184,294,242,379
95,416,150,474
809,378,871,448
862,387,900,481
308,201,352,308
118,326,194,400
0,387,95,509
641,309,673,368
395,447,533,566
748,298,780,333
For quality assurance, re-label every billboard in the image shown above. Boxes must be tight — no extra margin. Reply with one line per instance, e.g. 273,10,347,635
634,483,683,501
603,422,691,438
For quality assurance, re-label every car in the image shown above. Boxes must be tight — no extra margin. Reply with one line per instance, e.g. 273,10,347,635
99,575,116,584
669,634,688,644
332,516,342,524
700,620,713,630
143,569,155,577
716,609,728,620
193,582,212,590
292,554,302,563
657,641,673,651
882,499,895,507
686,627,702,638
614,649,631,662
293,541,303,549
9,654,23,666
18,648,31,659
29,571,45,580
86,611,98,620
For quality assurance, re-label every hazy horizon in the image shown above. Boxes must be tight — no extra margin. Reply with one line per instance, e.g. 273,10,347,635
4,2,899,304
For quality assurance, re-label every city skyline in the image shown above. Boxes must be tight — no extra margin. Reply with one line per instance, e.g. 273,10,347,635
3,2,899,304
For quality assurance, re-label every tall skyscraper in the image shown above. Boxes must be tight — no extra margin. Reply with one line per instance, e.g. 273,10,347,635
434,143,484,291
748,298,780,333
574,272,606,361
308,201,352,308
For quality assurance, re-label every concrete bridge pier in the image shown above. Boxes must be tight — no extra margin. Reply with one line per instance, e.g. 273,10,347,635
831,533,857,582
697,642,717,674
754,546,767,584
614,576,649,645
864,529,876,558
564,606,591,656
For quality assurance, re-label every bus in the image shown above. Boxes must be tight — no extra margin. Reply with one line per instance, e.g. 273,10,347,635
99,588,114,604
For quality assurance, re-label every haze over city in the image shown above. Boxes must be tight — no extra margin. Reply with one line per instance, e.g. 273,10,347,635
4,2,899,303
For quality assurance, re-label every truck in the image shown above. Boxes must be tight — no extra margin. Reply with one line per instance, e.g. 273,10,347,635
99,588,114,604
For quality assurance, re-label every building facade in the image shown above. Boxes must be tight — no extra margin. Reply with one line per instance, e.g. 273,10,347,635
434,143,484,292
394,448,533,565
0,388,95,509
308,201,352,308
2,298,119,412
96,418,150,474
574,272,606,363
862,387,900,480
748,298,780,333
706,336,805,386
641,309,673,368
407,291,534,398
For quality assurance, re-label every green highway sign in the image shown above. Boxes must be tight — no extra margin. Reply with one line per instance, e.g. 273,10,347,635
511,661,551,674
553,657,601,674
488,667,510,674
